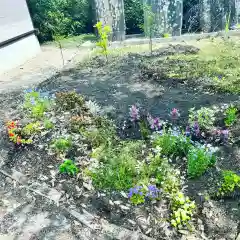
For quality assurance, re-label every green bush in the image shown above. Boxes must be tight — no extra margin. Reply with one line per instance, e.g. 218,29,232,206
88,141,143,190
153,131,191,157
187,146,216,178
27,0,92,42
217,170,240,196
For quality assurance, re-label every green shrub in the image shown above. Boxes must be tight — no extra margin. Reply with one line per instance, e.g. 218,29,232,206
44,119,54,130
55,91,84,111
224,106,238,126
21,121,41,136
189,107,216,130
187,146,216,178
27,0,91,42
51,137,72,153
83,117,117,148
59,159,79,176
24,91,50,119
217,170,240,196
88,141,143,190
153,131,191,157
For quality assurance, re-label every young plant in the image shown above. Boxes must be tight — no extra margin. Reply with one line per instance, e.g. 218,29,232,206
128,185,161,205
225,11,231,33
94,21,111,61
139,119,151,140
189,107,216,130
53,34,65,67
59,159,79,176
24,90,50,119
88,141,142,190
6,121,32,145
128,186,146,205
187,145,216,178
224,106,238,126
44,119,54,130
163,33,171,38
153,130,191,157
21,121,41,136
143,4,155,54
170,191,196,229
55,91,84,111
217,170,240,197
70,115,92,133
51,137,72,153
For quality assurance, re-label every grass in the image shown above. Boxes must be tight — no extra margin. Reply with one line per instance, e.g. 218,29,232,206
139,37,240,93
43,34,96,48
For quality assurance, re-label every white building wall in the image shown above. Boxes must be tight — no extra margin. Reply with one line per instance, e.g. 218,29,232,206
0,0,41,74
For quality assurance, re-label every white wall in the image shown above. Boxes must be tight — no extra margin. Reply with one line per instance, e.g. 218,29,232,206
0,0,41,74
0,0,34,42
0,34,40,74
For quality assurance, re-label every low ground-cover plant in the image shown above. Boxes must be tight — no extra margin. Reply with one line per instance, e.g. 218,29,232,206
55,91,84,111
59,159,79,176
44,119,54,130
24,90,51,119
83,117,117,148
170,191,196,228
189,107,216,130
217,170,240,197
224,106,238,126
128,185,161,205
51,137,72,154
21,121,41,136
187,145,216,178
69,115,92,133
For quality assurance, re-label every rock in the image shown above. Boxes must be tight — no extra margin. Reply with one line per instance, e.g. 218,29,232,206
136,217,149,230
11,169,27,184
120,191,128,198
83,182,93,191
0,235,15,240
47,188,62,203
127,219,137,225
101,219,154,240
120,205,130,211
114,200,122,205
236,233,240,240
178,230,189,235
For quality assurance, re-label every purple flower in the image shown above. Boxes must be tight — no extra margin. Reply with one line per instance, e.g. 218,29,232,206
148,114,162,130
129,105,140,122
30,97,36,105
193,121,200,136
185,125,191,137
146,185,161,199
170,108,180,120
128,186,142,198
221,129,229,142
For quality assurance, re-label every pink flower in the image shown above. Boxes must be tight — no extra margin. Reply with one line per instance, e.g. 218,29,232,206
170,108,180,120
129,105,140,122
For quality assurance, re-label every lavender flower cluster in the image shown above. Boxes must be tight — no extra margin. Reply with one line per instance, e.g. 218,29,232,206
128,185,161,200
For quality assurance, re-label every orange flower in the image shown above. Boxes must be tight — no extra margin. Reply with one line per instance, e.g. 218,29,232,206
9,132,15,137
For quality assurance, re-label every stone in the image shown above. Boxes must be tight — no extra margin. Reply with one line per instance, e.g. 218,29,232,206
11,169,27,184
47,188,62,203
0,235,15,240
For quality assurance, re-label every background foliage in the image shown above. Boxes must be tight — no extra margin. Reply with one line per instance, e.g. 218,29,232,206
27,0,93,42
